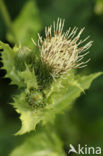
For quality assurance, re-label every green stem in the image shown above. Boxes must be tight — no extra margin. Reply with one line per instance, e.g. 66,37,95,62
0,0,17,43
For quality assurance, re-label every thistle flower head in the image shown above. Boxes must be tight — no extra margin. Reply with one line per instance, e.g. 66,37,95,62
33,18,93,77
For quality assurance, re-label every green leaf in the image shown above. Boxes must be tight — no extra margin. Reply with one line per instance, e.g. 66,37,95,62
14,72,102,135
0,41,37,88
18,64,38,89
7,0,41,48
47,72,102,112
0,41,23,87
10,131,66,156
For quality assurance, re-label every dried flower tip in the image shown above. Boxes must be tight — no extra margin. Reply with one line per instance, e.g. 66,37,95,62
33,18,93,76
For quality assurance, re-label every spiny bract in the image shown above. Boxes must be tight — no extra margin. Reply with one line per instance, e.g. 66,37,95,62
32,18,93,77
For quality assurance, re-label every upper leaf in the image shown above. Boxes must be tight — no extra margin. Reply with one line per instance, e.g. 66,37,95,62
0,41,37,88
0,41,23,87
14,72,102,135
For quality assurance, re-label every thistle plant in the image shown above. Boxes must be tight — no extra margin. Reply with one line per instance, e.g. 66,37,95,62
0,0,103,154
0,18,102,137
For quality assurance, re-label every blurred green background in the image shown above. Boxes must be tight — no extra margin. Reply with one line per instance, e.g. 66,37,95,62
0,0,103,155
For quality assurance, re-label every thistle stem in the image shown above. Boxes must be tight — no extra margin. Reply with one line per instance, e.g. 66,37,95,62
0,0,17,43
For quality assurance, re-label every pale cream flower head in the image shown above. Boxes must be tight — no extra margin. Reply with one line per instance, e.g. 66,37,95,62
32,18,93,77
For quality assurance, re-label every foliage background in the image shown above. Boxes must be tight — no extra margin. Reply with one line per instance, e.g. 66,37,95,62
0,0,103,155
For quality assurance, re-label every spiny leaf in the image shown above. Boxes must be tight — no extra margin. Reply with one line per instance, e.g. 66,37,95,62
0,41,23,87
18,64,38,89
0,42,38,89
46,72,102,112
14,72,102,135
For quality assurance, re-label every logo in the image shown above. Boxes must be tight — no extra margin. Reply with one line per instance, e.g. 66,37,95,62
68,144,101,155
